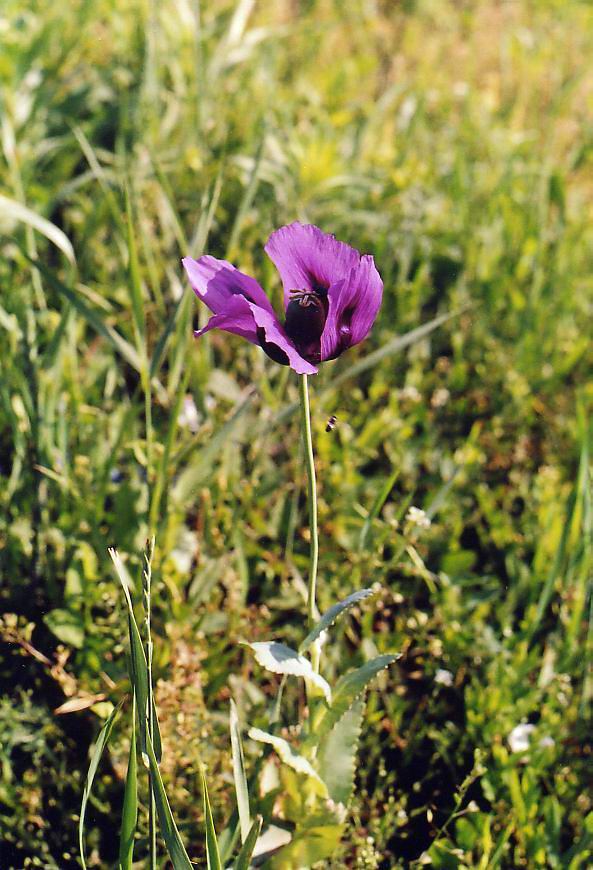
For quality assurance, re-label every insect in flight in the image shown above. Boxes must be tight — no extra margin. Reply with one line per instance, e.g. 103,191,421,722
325,415,337,432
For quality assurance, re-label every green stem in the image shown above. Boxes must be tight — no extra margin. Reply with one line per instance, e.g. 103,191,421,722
144,538,157,869
298,374,319,632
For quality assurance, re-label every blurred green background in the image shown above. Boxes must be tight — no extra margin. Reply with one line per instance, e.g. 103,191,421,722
1,0,593,866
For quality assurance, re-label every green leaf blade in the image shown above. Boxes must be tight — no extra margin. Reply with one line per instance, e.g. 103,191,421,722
317,697,365,806
229,700,251,845
118,697,138,870
79,702,122,869
313,654,399,745
145,732,194,869
233,816,263,870
299,589,376,654
200,764,223,870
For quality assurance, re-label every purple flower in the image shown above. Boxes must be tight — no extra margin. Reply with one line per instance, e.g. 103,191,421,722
182,222,383,375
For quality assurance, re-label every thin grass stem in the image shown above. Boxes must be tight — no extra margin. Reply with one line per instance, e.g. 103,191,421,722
298,375,319,665
143,537,157,869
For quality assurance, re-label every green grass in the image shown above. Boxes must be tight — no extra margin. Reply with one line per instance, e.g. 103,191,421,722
1,0,593,866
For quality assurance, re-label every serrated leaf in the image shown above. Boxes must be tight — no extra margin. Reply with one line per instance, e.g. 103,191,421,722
233,815,263,870
230,700,251,844
248,642,331,703
317,697,365,806
249,728,327,795
79,701,122,869
312,654,398,745
118,696,138,870
299,589,375,653
145,730,193,868
200,764,223,870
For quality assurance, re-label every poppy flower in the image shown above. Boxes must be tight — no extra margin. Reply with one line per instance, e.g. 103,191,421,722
182,222,383,375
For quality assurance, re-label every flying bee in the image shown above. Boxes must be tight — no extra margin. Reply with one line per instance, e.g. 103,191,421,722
325,414,338,432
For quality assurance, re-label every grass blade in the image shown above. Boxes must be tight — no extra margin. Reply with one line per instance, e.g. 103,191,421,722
145,731,194,869
1,192,75,265
119,696,138,870
109,549,150,760
23,253,142,372
200,764,223,870
358,469,399,553
233,816,263,870
79,702,122,869
229,699,251,844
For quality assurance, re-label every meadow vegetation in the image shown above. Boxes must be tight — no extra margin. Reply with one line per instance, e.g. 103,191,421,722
1,0,593,866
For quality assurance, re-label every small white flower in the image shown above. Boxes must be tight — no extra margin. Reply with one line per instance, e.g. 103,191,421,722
508,723,535,753
406,506,431,530
434,668,454,687
178,395,201,433
431,387,450,408
400,384,422,403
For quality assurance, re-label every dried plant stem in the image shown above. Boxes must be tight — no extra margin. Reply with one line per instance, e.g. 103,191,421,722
298,375,320,668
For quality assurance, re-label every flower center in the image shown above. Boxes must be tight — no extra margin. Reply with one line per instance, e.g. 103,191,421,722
284,288,328,363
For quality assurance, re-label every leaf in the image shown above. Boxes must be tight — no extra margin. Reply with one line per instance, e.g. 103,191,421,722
0,193,75,264
124,185,145,346
229,700,251,844
200,764,223,870
79,702,122,869
270,309,465,431
24,253,142,372
312,654,398,744
233,815,263,870
118,696,138,870
266,824,343,869
299,589,376,653
358,469,399,552
145,731,194,869
248,728,327,795
109,549,150,761
248,641,331,703
171,391,255,503
317,697,365,806
44,608,84,649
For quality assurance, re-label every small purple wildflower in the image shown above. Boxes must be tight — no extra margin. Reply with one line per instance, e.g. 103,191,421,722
182,222,383,374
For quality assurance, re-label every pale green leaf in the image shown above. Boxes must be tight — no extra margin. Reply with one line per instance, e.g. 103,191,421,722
44,608,84,649
229,700,251,844
312,654,398,744
299,589,376,654
248,728,327,795
248,641,331,703
317,697,365,806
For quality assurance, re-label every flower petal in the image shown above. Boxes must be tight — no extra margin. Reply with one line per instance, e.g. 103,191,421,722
246,302,318,375
265,222,360,308
320,254,383,361
182,255,274,314
194,296,260,344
